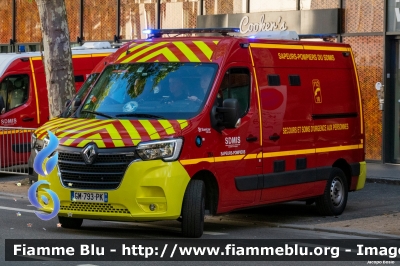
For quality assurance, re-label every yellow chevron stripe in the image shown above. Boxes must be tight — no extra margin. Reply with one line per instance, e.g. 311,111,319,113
250,43,304,50
174,41,200,62
122,42,168,63
139,120,160,140
193,41,214,61
158,120,175,135
75,134,106,148
213,41,219,45
137,47,179,62
120,120,141,140
177,120,188,130
31,57,42,61
62,124,119,145
56,120,112,138
117,42,147,61
36,119,80,136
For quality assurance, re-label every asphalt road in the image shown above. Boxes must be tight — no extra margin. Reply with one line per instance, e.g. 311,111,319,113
0,178,399,266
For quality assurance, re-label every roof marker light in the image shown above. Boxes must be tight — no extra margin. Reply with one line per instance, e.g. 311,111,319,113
142,28,240,38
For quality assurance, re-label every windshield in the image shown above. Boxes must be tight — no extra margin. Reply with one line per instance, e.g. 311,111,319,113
61,73,100,118
78,62,217,120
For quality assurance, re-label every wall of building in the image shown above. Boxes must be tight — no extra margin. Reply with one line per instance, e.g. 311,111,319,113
0,0,385,160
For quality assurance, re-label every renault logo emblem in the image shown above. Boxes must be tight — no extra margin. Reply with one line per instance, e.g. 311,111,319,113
81,143,98,164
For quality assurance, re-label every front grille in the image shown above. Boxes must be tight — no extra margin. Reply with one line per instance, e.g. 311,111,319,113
60,202,130,214
57,146,137,190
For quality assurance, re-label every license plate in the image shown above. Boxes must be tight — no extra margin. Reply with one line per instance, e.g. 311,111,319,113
71,191,108,203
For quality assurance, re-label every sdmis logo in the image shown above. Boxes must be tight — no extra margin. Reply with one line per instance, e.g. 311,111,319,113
28,131,60,221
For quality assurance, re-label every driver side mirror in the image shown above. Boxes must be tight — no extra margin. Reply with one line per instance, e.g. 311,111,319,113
210,98,240,132
64,99,71,108
71,98,81,113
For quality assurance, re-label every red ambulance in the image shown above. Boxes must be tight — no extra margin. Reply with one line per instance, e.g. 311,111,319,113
0,42,116,170
31,28,366,238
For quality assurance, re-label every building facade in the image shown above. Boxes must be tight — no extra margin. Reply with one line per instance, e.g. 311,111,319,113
0,0,392,163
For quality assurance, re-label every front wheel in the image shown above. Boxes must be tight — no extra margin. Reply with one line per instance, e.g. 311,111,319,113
58,216,83,229
181,179,205,238
316,167,348,216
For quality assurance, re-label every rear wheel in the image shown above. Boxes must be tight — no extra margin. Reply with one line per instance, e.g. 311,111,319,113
58,216,83,229
181,179,205,238
316,167,348,216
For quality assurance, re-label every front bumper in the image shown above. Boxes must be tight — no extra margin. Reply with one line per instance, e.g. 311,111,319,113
37,159,191,221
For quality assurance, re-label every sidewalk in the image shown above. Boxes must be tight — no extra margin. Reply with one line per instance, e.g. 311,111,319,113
367,162,400,185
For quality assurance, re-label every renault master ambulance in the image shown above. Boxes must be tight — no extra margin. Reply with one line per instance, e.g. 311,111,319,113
31,28,366,238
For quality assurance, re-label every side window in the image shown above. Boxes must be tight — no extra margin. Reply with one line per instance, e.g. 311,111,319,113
219,68,250,117
0,75,29,113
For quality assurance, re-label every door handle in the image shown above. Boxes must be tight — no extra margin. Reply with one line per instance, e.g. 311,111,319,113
246,135,258,142
22,117,34,122
269,134,280,141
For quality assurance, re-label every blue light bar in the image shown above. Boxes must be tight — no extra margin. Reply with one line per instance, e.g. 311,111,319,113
142,28,240,37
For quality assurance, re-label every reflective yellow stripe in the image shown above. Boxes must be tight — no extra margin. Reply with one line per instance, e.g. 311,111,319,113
244,153,258,159
159,120,175,135
72,55,91,58
263,149,315,158
122,42,168,63
29,58,40,124
91,53,112,57
177,120,188,129
31,57,41,61
137,47,179,62
180,158,214,165
193,41,214,60
213,41,219,45
316,144,362,153
77,134,106,148
120,120,141,140
303,46,350,52
249,46,263,146
250,43,304,50
117,42,148,61
215,155,245,162
180,145,363,165
174,41,200,62
139,120,160,140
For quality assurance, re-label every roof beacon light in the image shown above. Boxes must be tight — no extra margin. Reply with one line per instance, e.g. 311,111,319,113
142,28,240,37
250,31,300,40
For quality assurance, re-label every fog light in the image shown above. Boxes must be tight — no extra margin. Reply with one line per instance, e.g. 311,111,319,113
149,204,156,211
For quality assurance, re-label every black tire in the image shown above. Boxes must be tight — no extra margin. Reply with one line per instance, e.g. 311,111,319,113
181,179,205,238
316,167,348,216
58,216,83,229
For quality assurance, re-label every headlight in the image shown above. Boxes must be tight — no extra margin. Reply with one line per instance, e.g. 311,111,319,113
31,133,37,149
136,138,183,161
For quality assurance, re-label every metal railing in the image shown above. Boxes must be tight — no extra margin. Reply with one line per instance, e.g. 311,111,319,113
0,127,36,175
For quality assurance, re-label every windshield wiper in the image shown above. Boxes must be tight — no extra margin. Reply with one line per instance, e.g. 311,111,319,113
116,113,166,119
80,110,115,119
